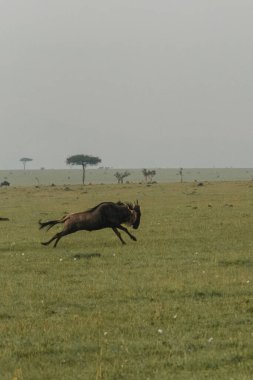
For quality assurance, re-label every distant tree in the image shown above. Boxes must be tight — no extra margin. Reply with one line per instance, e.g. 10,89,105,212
20,157,33,170
179,168,183,183
66,154,101,185
142,169,149,182
114,171,130,184
142,169,156,183
148,170,156,182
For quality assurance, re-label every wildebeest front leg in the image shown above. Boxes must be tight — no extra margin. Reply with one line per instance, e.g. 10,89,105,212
117,225,137,241
112,227,126,245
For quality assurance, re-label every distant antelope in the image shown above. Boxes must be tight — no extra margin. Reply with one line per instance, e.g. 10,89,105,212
39,201,141,247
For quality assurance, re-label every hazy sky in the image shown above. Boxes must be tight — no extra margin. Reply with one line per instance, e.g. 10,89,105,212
1,0,253,169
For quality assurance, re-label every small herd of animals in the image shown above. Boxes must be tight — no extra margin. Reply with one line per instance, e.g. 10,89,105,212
0,201,141,247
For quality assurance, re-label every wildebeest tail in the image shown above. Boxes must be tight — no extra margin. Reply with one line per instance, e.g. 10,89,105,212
38,219,61,231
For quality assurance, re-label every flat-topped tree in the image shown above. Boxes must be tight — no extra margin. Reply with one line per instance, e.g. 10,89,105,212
66,154,101,185
20,157,33,170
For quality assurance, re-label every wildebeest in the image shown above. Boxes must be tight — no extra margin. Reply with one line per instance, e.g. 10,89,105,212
39,201,141,247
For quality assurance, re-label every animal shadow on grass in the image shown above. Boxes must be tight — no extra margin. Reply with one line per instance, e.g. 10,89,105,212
73,253,102,260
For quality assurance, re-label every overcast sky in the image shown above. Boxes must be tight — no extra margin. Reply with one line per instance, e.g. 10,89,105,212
0,0,253,169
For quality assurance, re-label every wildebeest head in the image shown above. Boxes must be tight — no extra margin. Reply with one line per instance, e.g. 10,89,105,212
121,201,141,229
132,200,141,229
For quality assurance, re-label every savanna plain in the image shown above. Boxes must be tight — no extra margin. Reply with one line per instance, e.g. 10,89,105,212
0,181,253,380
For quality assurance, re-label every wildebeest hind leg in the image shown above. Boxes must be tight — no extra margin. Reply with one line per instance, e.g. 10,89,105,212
112,227,126,245
117,225,137,241
41,232,62,247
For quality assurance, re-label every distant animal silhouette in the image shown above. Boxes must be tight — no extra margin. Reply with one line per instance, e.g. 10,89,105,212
39,201,141,247
0,181,10,187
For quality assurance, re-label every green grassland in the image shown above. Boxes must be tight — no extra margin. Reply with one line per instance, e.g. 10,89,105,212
0,181,253,379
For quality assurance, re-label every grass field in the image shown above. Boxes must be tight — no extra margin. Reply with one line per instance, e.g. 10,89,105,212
0,181,253,379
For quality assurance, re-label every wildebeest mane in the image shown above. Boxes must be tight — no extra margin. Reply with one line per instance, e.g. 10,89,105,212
116,201,134,209
87,201,118,212
87,201,132,212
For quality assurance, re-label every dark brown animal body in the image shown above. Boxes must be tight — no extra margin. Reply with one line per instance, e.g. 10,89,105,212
39,201,141,247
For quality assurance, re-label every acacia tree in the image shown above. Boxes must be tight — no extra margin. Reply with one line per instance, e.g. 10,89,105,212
142,169,148,182
142,169,156,183
114,171,130,184
20,157,33,170
66,154,101,184
148,170,156,182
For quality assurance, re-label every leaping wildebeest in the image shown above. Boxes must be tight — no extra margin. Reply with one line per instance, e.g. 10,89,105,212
39,201,141,247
